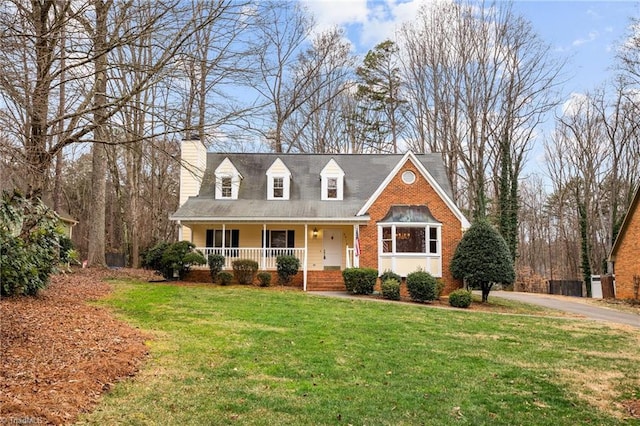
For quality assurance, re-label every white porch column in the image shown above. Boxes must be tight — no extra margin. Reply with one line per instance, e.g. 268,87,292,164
222,224,226,249
177,221,183,241
262,224,267,270
353,224,360,268
303,224,308,291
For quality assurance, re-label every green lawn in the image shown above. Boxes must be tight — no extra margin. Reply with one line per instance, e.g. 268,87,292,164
79,281,640,425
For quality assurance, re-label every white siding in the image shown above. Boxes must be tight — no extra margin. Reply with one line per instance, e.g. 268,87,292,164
179,139,207,206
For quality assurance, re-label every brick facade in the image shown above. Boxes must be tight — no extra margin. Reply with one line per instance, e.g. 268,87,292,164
357,158,464,295
612,190,640,300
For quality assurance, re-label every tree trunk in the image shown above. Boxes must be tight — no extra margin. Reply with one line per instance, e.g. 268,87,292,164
86,0,110,267
481,282,493,303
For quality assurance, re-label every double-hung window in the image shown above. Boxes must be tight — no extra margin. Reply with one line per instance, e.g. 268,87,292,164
273,177,284,198
263,229,295,256
327,177,338,199
206,229,240,257
220,177,232,198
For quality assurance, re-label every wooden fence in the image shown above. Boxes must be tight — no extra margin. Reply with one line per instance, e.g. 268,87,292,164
548,280,583,297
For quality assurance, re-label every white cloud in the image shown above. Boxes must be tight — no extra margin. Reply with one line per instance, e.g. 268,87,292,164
561,92,589,117
300,0,436,51
572,31,598,47
299,0,369,29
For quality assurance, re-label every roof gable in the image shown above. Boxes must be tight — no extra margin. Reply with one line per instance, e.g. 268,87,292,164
610,183,640,260
357,152,470,229
320,158,345,176
266,158,291,177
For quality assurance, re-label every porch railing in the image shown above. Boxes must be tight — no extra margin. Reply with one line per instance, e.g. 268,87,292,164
196,247,305,270
346,246,355,268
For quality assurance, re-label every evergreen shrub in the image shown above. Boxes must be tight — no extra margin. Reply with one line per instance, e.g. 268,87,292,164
342,267,378,295
448,289,473,308
406,270,437,302
257,272,272,287
381,279,401,300
232,259,259,284
276,255,300,285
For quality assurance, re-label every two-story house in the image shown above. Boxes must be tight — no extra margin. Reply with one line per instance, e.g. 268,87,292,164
170,139,470,292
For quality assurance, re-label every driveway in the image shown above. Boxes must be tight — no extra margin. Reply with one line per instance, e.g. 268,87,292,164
490,291,640,329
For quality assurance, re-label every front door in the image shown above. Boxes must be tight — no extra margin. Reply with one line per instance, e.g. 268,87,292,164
323,229,342,269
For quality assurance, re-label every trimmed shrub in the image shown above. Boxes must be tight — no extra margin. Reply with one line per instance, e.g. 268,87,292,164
208,253,225,283
142,241,205,280
380,270,401,284
450,219,515,303
381,279,401,300
218,271,233,286
257,272,272,287
448,289,473,308
406,270,437,302
276,255,300,286
161,241,206,280
232,259,259,284
342,267,378,295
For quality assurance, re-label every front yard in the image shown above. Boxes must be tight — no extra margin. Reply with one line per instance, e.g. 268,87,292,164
2,271,639,424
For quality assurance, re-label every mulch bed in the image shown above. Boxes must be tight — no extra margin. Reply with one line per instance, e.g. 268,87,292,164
0,268,151,425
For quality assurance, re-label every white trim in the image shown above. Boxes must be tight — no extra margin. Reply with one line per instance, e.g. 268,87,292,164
214,157,242,200
266,158,292,200
303,224,308,291
170,215,370,223
320,159,345,201
357,152,470,229
377,223,443,277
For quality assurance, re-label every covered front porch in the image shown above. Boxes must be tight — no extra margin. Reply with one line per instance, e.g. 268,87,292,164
179,221,363,290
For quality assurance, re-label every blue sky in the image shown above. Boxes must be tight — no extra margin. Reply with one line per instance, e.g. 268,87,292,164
300,0,640,173
302,0,640,102
511,1,640,94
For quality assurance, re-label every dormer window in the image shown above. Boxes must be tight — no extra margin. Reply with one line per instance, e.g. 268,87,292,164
266,158,291,200
320,159,344,201
215,157,242,200
220,177,232,198
327,177,338,199
273,177,284,198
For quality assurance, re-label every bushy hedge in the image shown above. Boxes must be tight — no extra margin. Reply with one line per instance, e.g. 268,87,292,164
448,289,473,308
381,278,401,300
142,241,206,280
257,272,272,287
380,270,401,284
232,259,259,284
208,253,225,283
342,267,378,295
276,255,300,286
1,190,62,297
406,270,438,302
218,271,233,286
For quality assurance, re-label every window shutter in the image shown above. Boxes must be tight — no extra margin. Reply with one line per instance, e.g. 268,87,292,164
206,229,214,247
262,230,270,248
231,230,240,248
287,230,295,248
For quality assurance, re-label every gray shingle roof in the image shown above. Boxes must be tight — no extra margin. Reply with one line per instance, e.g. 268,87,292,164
172,153,453,222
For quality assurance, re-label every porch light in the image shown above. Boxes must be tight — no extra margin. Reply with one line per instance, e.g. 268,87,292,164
312,227,318,239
